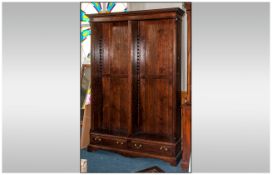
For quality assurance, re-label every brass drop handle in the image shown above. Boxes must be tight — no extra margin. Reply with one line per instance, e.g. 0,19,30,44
134,143,142,149
116,140,124,145
160,146,168,151
94,137,102,142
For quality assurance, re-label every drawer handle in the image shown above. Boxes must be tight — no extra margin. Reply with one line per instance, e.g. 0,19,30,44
94,137,102,142
160,146,168,151
116,141,124,145
134,143,142,149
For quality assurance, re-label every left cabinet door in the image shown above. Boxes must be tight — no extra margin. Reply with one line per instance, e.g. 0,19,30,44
91,21,132,136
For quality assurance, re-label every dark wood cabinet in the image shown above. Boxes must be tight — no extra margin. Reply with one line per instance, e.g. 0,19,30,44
88,8,184,166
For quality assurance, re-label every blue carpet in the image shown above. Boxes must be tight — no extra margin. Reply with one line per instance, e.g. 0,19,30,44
81,149,185,173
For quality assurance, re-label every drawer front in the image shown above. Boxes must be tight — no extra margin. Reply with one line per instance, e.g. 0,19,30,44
90,134,127,149
129,140,174,157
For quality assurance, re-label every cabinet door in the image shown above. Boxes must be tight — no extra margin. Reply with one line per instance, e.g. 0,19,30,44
91,22,131,136
137,19,176,140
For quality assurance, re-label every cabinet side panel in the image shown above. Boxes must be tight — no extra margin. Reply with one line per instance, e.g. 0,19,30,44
175,19,182,140
101,23,112,131
91,23,103,131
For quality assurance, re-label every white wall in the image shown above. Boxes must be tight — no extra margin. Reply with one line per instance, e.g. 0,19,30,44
128,2,183,10
127,3,188,91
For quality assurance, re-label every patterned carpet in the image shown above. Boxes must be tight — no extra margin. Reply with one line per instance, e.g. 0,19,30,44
80,149,185,173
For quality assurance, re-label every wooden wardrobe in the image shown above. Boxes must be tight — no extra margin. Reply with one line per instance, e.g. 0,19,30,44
88,8,184,166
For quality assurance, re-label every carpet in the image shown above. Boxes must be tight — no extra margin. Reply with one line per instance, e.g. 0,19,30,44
80,149,185,173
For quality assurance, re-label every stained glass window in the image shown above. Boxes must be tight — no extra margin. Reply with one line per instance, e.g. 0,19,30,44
80,2,128,65
105,2,128,13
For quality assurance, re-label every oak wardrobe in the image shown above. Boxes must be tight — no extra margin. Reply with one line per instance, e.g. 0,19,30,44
88,8,184,166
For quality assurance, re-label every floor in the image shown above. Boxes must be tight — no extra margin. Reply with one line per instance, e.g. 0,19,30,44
81,149,185,173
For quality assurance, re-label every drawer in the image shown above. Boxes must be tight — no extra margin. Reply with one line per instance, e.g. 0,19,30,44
90,134,127,150
129,140,174,157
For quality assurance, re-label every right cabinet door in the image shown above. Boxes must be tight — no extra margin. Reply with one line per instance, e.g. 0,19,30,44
137,19,176,141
